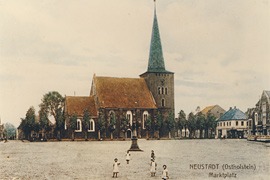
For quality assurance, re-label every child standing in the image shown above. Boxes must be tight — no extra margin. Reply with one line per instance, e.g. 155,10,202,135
150,158,157,177
162,165,169,180
151,150,155,160
113,158,120,178
126,150,131,164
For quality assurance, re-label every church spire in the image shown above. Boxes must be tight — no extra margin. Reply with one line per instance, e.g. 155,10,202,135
147,0,166,73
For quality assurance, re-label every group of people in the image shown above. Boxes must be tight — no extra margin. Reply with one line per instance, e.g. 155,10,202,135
112,150,169,179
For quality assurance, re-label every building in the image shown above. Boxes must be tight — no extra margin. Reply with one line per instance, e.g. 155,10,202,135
200,105,226,119
62,2,174,140
216,107,248,138
247,90,270,136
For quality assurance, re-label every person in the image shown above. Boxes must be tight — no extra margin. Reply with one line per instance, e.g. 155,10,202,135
162,165,169,180
151,150,155,160
113,158,120,178
126,150,131,164
150,158,157,177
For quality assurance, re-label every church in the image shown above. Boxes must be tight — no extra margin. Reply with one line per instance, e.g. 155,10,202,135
63,3,175,140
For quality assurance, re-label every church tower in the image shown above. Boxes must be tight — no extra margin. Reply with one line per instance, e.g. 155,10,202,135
140,1,174,117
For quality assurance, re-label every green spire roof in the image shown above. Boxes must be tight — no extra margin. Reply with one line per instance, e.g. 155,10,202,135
147,3,169,73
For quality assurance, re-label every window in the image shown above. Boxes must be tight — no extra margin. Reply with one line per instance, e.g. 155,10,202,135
158,87,161,94
241,121,244,126
255,113,258,125
161,99,165,107
229,122,231,126
223,122,225,126
88,119,95,132
161,87,164,95
76,119,82,132
165,87,168,95
126,111,133,126
142,111,148,129
236,121,238,126
227,122,228,126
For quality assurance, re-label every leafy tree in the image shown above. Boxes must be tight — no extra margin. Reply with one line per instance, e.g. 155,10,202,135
39,107,50,140
120,117,129,140
207,113,217,138
40,91,64,139
108,113,116,140
166,112,175,138
97,113,106,140
178,110,187,138
154,112,163,139
145,115,152,139
187,112,196,138
4,123,16,139
82,109,91,140
55,108,64,140
69,114,78,141
20,106,36,140
196,112,206,138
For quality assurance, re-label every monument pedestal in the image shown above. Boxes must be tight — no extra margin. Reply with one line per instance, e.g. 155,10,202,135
129,136,143,151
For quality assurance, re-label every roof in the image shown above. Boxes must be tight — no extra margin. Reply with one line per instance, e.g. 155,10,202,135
201,105,215,115
265,90,270,97
65,96,97,117
94,76,157,109
218,107,247,121
146,4,172,74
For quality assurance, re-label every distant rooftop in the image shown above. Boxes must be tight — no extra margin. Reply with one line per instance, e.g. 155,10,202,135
218,107,247,121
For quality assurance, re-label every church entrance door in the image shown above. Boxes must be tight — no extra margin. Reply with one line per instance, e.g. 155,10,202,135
127,129,132,138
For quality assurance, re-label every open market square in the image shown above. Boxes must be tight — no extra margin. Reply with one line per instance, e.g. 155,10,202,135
1,139,269,180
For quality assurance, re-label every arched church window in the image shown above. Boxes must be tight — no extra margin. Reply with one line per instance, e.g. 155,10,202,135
158,87,161,94
142,111,148,129
162,87,164,94
88,119,95,132
161,99,165,107
76,119,82,132
126,111,133,126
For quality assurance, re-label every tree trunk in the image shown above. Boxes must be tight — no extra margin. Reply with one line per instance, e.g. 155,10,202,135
146,131,149,139
72,131,74,141
57,130,61,141
169,131,171,139
200,129,203,139
157,130,160,139
85,131,88,141
98,130,101,140
184,128,187,138
110,132,113,140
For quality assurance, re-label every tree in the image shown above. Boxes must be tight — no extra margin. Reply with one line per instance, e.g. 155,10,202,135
196,112,206,138
39,107,50,140
97,113,106,140
55,108,64,140
69,114,77,141
40,91,64,139
166,112,175,139
145,115,152,139
82,110,91,141
178,110,187,138
108,113,116,140
120,117,129,140
187,112,196,138
207,113,217,138
20,106,36,140
4,123,16,139
154,112,163,139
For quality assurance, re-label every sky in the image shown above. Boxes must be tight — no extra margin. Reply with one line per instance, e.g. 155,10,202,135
0,0,269,127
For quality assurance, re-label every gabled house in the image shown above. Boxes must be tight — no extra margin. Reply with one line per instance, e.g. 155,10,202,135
216,107,248,138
